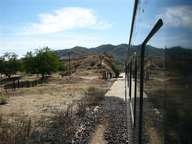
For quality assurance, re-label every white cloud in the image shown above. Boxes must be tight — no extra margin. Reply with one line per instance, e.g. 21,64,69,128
24,7,111,34
160,5,192,28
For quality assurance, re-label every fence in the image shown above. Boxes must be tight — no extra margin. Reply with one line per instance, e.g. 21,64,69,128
125,15,163,143
4,77,49,90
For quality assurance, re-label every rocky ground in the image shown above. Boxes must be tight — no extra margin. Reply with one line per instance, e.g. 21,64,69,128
0,87,132,144
28,98,130,144
102,96,129,144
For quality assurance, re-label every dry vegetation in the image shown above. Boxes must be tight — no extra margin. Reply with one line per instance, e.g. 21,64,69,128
0,71,114,144
64,54,117,78
144,67,192,144
0,94,8,105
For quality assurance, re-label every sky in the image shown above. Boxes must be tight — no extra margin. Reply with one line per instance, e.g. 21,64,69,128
0,0,192,57
132,0,192,49
0,0,134,56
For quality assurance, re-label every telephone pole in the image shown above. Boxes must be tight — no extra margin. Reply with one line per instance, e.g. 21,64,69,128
68,51,71,75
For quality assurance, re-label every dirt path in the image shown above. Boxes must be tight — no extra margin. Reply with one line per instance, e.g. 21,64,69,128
105,73,126,100
90,118,108,144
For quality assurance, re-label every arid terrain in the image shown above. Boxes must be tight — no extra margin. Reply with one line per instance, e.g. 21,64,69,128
0,54,119,144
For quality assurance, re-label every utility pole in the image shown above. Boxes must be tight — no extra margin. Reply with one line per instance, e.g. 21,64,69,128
68,51,71,75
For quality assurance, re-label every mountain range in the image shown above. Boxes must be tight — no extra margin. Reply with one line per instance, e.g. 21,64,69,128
55,44,165,64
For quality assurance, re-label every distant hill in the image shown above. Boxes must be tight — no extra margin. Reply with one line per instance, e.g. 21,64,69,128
55,44,164,64
165,46,192,76
55,46,91,60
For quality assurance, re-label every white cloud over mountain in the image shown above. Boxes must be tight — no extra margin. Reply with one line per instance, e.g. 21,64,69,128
25,7,111,34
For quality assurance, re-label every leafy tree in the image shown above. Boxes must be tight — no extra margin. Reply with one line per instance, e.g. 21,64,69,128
35,47,60,78
0,57,3,73
111,62,121,77
23,47,62,78
58,62,67,72
0,53,21,78
0,57,4,79
23,51,37,74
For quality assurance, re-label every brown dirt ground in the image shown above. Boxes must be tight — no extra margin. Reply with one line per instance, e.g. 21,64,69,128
0,72,109,122
89,116,108,144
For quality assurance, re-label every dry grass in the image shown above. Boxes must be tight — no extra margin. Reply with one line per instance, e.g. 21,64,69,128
0,102,76,144
0,115,32,144
0,72,111,144
0,92,104,144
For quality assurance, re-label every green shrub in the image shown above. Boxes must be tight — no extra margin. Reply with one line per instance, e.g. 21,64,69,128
0,94,8,105
86,86,105,105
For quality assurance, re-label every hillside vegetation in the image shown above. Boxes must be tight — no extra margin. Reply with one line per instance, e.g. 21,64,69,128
55,44,165,65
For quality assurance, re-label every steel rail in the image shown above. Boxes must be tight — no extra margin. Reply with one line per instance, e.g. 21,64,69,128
138,18,163,144
126,0,139,64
